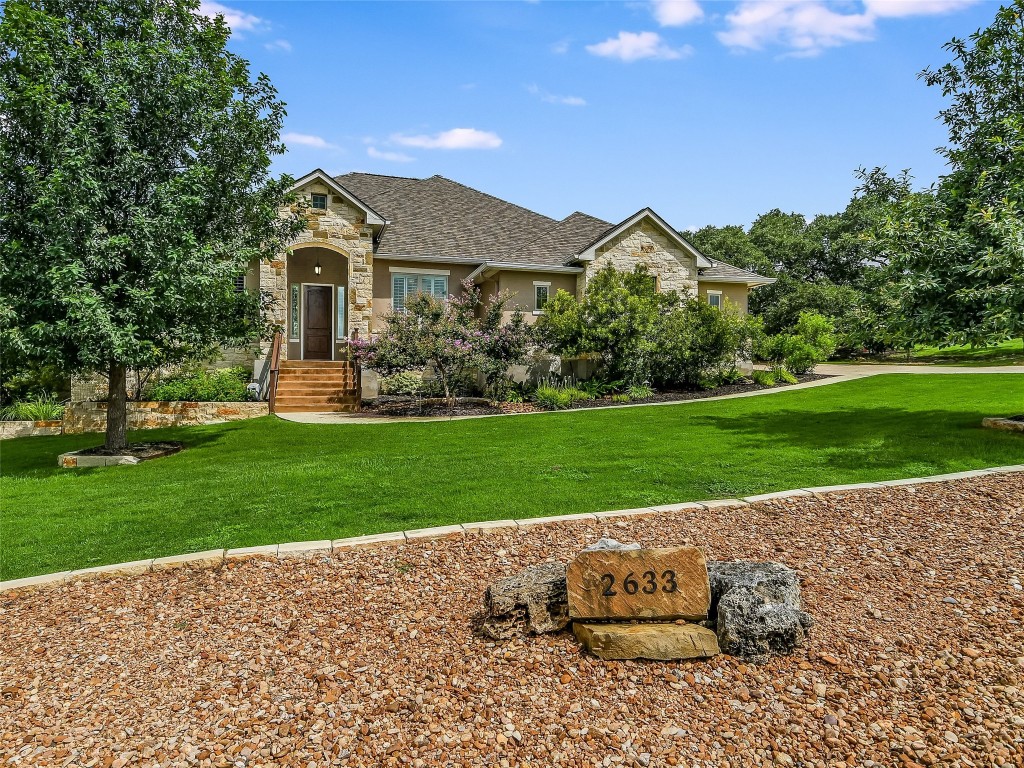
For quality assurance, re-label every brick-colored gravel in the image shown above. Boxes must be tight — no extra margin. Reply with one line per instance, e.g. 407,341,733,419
2,475,1023,767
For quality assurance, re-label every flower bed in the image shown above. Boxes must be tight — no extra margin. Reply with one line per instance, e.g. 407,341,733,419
358,375,831,419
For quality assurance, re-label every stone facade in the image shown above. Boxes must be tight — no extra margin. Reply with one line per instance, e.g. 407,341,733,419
266,181,376,361
63,401,268,434
0,420,63,440
579,220,699,298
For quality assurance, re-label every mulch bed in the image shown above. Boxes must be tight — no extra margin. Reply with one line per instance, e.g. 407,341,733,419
360,374,833,418
2,474,1022,766
72,441,183,460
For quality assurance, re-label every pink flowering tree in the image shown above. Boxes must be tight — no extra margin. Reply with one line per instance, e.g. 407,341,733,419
356,279,532,401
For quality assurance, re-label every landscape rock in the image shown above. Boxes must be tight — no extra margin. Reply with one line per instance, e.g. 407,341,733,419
567,546,710,621
480,562,569,639
583,537,641,552
708,560,814,661
574,621,720,661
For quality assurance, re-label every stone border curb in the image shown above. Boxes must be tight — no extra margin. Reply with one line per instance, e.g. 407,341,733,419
3,465,1023,596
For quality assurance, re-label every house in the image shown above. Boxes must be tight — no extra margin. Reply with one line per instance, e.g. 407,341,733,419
254,169,774,411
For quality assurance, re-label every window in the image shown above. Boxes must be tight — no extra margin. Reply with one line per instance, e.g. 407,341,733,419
534,283,550,312
337,286,346,340
232,274,246,293
311,193,328,210
392,273,448,312
289,284,300,339
707,291,723,310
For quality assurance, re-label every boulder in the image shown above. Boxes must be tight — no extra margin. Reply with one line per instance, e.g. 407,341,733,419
707,561,813,662
481,562,570,640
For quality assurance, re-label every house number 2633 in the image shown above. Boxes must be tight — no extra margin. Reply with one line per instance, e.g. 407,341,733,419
599,570,678,597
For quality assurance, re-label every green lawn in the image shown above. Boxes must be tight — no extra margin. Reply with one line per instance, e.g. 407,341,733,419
835,338,1024,367
2,374,1022,581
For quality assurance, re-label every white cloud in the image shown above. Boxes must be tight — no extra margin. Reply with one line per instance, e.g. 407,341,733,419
527,84,587,107
197,1,264,33
283,132,338,150
651,0,704,27
718,0,980,57
717,1,875,56
264,39,292,53
863,0,979,18
550,39,571,54
586,31,694,62
367,147,415,163
391,128,503,150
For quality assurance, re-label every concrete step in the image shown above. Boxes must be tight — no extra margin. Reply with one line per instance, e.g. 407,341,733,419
276,374,355,384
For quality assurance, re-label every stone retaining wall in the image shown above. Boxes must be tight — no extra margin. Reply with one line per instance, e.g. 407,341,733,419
63,401,268,434
0,420,63,440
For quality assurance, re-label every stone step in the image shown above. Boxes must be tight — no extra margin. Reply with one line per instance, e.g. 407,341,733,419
275,386,358,397
274,402,361,413
280,360,353,369
274,394,361,407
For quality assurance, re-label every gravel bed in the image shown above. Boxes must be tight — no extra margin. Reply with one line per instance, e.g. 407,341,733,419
2,475,1023,767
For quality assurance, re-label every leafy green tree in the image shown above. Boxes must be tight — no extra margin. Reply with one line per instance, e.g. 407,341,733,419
877,2,1024,348
683,224,773,276
0,0,298,450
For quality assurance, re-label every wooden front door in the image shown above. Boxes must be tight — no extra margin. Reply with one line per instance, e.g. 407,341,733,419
303,286,332,360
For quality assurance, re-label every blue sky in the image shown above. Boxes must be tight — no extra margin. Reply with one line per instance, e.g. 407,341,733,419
203,0,996,229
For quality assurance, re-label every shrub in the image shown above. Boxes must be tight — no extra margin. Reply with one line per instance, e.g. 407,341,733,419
379,371,425,396
0,393,65,421
533,384,571,410
750,369,776,386
358,279,532,400
717,368,747,385
538,266,760,390
756,312,837,374
626,384,654,400
611,393,631,403
564,387,592,405
774,368,799,384
144,366,251,402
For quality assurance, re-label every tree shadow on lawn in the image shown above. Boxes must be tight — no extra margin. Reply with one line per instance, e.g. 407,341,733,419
0,423,237,479
690,406,1021,474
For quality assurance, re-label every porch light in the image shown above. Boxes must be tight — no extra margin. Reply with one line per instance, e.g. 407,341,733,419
314,257,322,276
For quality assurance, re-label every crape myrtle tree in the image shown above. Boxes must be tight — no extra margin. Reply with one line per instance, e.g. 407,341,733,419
358,279,533,402
876,1,1024,348
0,0,300,450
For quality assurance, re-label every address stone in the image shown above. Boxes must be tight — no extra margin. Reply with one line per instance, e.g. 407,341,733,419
574,622,720,661
566,546,710,621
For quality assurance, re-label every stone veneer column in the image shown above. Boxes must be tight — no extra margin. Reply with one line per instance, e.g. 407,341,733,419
265,183,377,360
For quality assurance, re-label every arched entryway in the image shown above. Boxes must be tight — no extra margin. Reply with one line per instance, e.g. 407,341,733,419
286,243,349,361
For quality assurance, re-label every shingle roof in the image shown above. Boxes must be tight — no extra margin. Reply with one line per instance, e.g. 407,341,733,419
333,171,773,283
336,173,557,262
507,211,613,265
699,260,775,284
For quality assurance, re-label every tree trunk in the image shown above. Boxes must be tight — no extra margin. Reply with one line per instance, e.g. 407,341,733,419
105,361,128,451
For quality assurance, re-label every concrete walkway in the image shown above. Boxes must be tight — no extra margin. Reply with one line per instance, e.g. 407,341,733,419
816,363,1024,376
278,364,1023,425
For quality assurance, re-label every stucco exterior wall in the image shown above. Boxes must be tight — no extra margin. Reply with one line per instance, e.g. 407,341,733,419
494,271,579,324
697,281,750,314
580,220,698,299
370,260,478,332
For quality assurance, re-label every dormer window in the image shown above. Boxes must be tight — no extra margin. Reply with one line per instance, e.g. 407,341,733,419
311,193,328,210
